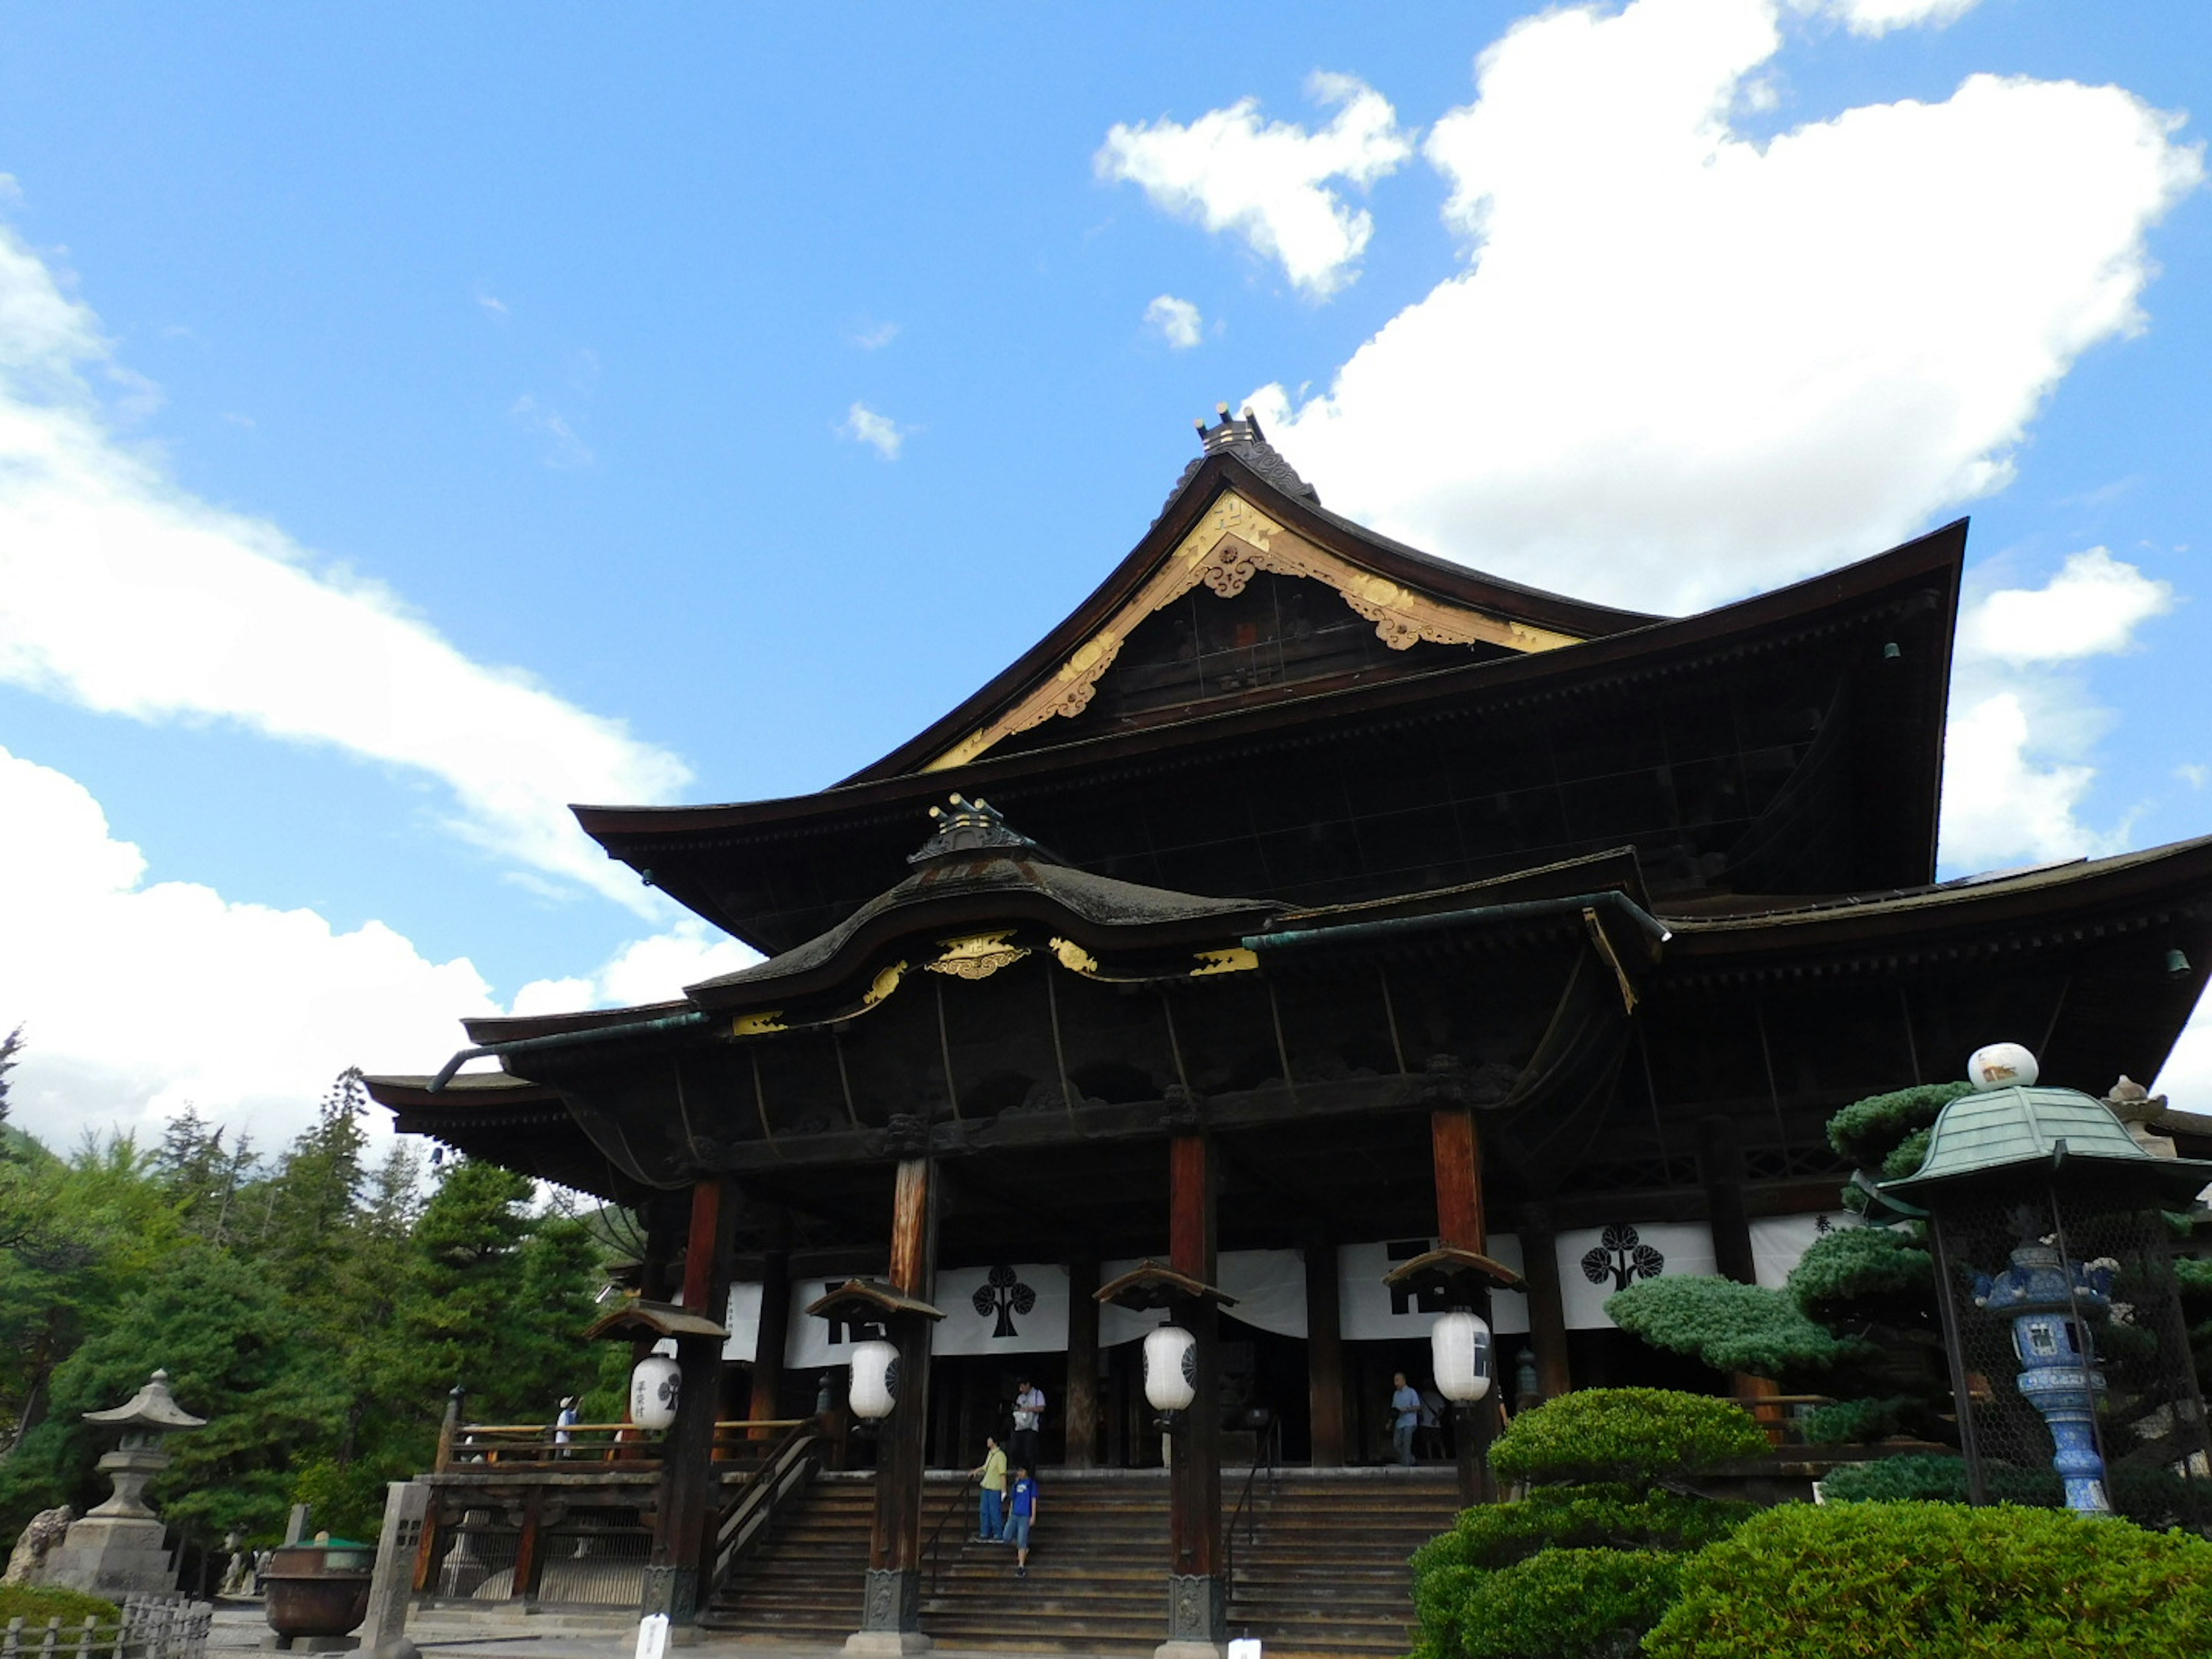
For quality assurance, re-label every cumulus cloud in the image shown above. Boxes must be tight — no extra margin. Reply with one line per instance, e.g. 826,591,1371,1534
0,744,765,1150
1806,0,1981,37
1243,0,2200,613
511,917,761,1016
1099,73,1413,299
1937,551,2173,872
843,402,906,459
0,221,690,911
1145,294,1205,349
1957,547,2175,664
0,744,499,1149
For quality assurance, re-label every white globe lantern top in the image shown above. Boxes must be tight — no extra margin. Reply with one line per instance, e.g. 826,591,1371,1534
849,1339,901,1421
1143,1323,1198,1414
629,1353,681,1431
1968,1043,2039,1092
1431,1309,1493,1404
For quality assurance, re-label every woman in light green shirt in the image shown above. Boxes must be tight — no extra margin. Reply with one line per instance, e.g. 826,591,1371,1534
972,1436,1010,1540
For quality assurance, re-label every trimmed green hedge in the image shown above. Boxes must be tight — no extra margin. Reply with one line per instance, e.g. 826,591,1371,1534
1822,1451,2212,1531
1605,1277,1871,1378
1785,1225,1933,1328
1456,1548,1681,1659
1414,1484,1752,1576
1827,1081,1973,1168
1488,1388,1767,1487
0,1586,122,1626
1644,1500,2212,1657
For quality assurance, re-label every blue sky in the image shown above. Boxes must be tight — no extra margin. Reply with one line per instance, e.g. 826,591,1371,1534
1,0,2209,1149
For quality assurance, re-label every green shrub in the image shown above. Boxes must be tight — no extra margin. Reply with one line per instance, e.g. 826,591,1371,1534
0,1585,121,1626
1786,1224,1934,1329
1452,1484,1751,1568
1488,1389,1767,1487
1820,1452,2212,1533
1605,1277,1871,1378
1827,1081,1973,1168
1453,1548,1680,1659
1880,1127,1932,1180
1801,1395,1921,1445
1646,1499,2212,1657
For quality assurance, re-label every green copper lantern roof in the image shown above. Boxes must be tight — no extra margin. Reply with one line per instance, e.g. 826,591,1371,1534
1880,1084,2212,1205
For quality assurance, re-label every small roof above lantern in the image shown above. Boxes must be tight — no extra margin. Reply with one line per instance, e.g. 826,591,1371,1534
1880,1082,2212,1206
82,1369,206,1433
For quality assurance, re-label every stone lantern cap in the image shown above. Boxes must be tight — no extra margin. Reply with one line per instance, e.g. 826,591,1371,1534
82,1370,206,1434
1880,1085,2212,1206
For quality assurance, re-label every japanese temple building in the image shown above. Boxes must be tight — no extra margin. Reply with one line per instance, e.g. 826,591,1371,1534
367,411,2212,1656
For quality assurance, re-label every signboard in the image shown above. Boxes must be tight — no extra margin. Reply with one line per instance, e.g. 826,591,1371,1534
1554,1222,1715,1330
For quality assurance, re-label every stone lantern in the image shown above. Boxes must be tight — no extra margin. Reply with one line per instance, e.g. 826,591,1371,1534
44,1369,207,1596
1876,1052,2212,1516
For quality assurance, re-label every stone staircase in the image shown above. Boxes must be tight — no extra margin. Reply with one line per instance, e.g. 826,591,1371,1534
702,1466,1465,1658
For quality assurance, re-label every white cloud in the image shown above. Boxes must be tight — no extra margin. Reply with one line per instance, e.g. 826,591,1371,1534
475,289,509,319
510,393,595,470
0,743,763,1150
853,321,900,351
0,219,687,911
1145,294,1205,350
1957,547,2173,663
1099,72,1413,299
2178,764,2209,790
1937,551,2170,872
1247,0,2201,613
843,402,906,460
0,744,499,1149
2156,1000,2212,1115
1806,0,1980,37
512,917,760,1016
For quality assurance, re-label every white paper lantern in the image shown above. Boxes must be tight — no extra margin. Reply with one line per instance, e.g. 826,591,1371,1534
849,1339,901,1421
1432,1310,1493,1404
1143,1323,1198,1413
629,1353,681,1430
1967,1043,2039,1092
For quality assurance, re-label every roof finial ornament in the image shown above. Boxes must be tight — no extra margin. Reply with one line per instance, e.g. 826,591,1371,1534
1171,402,1316,511
911,794,1045,865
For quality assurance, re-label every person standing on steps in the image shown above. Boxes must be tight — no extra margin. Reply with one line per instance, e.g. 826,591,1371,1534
972,1435,1009,1542
1009,1374,1046,1475
1007,1464,1037,1577
1390,1372,1422,1466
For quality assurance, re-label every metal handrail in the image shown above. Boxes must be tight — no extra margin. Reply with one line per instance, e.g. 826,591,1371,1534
1221,1416,1282,1606
924,1471,983,1595
712,1421,824,1586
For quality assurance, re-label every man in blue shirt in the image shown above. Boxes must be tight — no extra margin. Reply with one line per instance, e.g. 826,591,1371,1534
1390,1372,1422,1466
1007,1466,1038,1577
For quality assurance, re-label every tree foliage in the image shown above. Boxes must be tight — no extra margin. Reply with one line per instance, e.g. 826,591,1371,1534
1645,1501,2212,1658
1488,1388,1768,1488
1606,1278,1873,1381
0,1039,619,1551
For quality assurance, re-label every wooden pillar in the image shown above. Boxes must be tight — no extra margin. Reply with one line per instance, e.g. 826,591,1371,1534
646,1176,739,1625
1699,1116,1781,1433
857,1153,936,1653
1304,1238,1346,1466
1163,1132,1224,1658
1515,1202,1571,1402
1065,1258,1100,1469
749,1216,792,1427
1433,1107,1498,1506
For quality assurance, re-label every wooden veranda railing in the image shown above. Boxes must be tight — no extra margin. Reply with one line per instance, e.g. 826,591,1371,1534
436,1418,813,1471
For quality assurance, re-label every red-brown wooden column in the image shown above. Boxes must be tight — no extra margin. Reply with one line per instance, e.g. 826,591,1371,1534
1065,1257,1100,1468
1515,1200,1572,1402
1162,1132,1225,1659
1304,1235,1346,1467
854,1152,937,1654
748,1211,793,1428
646,1176,739,1624
1432,1106,1499,1505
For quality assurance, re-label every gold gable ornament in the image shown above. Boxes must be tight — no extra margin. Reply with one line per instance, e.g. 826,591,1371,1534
925,487,1584,771
926,932,1030,981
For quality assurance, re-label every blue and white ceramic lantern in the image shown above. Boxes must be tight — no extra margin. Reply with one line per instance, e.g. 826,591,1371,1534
1974,1241,2117,1514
